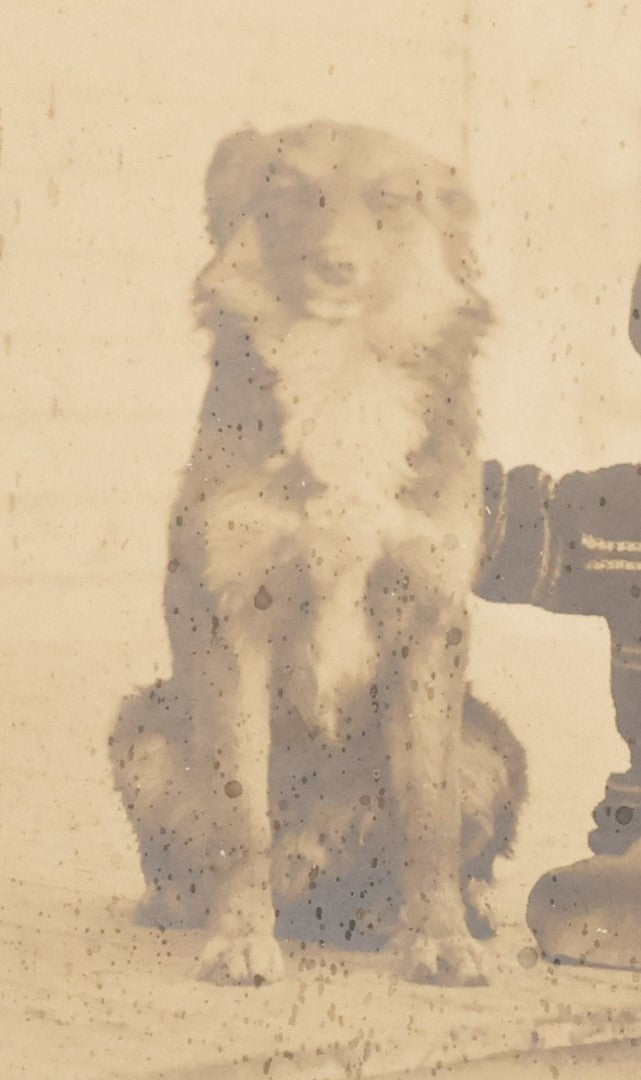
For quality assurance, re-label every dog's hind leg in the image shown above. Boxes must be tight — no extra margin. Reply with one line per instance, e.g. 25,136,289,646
460,695,527,938
109,682,213,928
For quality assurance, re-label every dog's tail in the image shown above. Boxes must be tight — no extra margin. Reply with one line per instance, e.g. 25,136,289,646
461,694,527,880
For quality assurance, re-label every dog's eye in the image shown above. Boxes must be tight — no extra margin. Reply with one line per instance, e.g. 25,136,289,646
259,173,318,227
437,187,475,221
371,190,414,213
269,171,304,192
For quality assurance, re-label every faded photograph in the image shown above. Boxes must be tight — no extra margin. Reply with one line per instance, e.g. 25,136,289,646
3,2,641,1078
110,120,524,988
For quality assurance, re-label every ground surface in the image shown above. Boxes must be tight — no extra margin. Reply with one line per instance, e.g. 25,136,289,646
0,624,637,1079
4,873,641,1080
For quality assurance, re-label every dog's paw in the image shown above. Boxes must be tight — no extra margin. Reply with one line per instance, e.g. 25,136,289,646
199,933,286,986
399,933,487,986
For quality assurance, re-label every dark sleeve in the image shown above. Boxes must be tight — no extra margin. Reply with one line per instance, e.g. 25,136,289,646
474,459,555,606
475,460,641,618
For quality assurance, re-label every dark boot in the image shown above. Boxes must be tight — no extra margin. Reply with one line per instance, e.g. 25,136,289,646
527,842,641,969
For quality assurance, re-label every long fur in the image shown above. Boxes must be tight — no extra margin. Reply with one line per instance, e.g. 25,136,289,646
111,689,525,942
110,122,526,982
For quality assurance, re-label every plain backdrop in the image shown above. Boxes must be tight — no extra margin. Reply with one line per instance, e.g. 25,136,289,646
1,0,640,932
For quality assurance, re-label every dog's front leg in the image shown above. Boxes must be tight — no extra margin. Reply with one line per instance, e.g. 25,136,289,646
385,606,485,986
198,633,285,986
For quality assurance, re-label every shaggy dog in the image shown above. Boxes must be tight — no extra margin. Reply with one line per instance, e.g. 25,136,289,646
110,122,525,985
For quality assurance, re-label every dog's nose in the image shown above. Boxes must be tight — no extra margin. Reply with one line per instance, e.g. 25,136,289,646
334,259,356,274
313,251,362,288
326,253,358,275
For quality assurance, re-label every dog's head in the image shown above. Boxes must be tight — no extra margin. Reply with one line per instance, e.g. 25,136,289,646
196,122,489,336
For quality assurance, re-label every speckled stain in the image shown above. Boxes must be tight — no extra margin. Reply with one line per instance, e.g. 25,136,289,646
109,119,527,1009
3,2,641,1077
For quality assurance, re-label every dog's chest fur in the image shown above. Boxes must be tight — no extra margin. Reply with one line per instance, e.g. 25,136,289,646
269,327,432,513
194,318,480,600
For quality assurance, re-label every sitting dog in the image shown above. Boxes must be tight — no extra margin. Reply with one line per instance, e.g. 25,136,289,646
110,122,525,985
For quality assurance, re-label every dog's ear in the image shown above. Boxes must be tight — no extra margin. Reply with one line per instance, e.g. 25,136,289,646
434,167,477,227
204,127,270,248
431,172,482,291
198,217,281,326
431,171,493,325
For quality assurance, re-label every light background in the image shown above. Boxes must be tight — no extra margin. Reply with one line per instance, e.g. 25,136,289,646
1,0,640,936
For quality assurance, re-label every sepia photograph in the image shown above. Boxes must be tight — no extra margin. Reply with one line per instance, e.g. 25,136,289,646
2,2,641,1076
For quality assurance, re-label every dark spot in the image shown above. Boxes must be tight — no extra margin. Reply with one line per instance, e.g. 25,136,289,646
168,558,179,573
616,805,633,825
224,780,243,799
319,194,326,208
631,585,640,599
446,627,463,646
254,585,273,610
376,219,383,230
517,946,538,969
